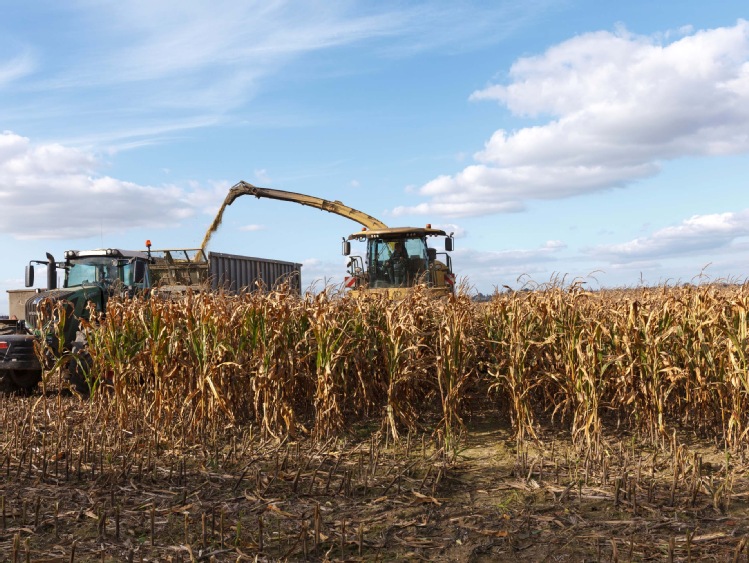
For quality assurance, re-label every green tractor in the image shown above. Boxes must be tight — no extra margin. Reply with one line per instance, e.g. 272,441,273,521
0,248,150,391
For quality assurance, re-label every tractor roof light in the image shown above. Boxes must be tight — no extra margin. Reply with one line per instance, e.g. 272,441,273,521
64,250,78,259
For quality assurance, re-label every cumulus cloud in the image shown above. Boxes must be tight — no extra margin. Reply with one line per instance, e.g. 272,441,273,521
397,20,749,217
586,209,749,265
430,223,466,238
0,131,221,239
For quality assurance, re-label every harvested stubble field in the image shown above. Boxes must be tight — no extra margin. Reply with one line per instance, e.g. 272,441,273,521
3,282,749,561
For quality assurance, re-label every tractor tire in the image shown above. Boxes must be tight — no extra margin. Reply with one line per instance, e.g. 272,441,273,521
8,369,42,391
67,342,93,395
67,356,92,394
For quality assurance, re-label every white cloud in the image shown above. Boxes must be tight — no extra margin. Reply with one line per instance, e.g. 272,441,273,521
301,257,345,290
66,115,223,153
0,48,34,86
253,169,272,185
452,240,567,290
92,2,405,85
0,131,222,239
586,209,749,265
239,224,266,232
460,240,565,265
430,223,466,238
400,20,749,217
0,1,557,150
432,223,467,238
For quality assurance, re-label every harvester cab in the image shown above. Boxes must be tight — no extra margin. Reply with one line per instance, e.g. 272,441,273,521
342,226,455,298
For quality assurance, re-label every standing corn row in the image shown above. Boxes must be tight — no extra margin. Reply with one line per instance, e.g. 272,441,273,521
79,282,749,450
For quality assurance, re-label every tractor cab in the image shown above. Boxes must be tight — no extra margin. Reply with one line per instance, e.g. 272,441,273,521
61,249,151,290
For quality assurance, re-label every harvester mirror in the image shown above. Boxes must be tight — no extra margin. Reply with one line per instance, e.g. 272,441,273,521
25,265,34,288
445,237,454,252
427,248,437,261
342,239,351,256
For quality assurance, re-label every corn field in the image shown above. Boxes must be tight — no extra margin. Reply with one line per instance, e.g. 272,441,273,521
5,281,749,561
63,281,749,453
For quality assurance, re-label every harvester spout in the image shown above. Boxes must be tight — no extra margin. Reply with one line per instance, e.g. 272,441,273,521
226,181,261,206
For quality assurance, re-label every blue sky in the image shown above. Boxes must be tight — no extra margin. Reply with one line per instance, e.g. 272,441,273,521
1,1,749,312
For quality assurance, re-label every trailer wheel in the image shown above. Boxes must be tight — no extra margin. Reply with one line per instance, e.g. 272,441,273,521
9,369,41,391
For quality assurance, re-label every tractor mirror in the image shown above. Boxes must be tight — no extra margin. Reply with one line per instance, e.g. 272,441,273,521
445,237,454,252
342,240,351,256
25,265,34,287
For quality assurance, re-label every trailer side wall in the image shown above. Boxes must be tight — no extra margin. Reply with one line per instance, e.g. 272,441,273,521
208,252,302,294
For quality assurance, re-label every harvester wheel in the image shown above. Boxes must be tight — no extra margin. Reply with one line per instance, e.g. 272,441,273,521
9,369,42,391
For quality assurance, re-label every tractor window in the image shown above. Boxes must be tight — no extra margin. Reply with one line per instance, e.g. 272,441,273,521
65,258,135,288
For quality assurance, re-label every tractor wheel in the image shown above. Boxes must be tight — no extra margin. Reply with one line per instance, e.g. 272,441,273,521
67,342,93,395
67,356,92,394
9,369,42,391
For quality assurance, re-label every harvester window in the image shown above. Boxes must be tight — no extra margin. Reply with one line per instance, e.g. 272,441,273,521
367,237,429,288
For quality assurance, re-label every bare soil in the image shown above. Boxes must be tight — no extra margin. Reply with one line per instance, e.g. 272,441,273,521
2,389,749,562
